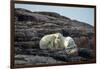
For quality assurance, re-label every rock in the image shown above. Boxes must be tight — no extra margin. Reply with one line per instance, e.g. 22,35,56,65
15,8,94,50
67,56,85,62
79,36,89,48
78,48,95,59
15,41,39,49
15,60,28,65
15,47,22,54
14,54,65,65
14,47,95,65
14,8,95,65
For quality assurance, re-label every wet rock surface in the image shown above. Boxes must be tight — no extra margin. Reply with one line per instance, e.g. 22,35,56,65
14,8,96,65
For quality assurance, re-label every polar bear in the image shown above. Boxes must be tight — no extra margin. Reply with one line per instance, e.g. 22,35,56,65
64,36,78,56
39,33,78,56
39,33,64,50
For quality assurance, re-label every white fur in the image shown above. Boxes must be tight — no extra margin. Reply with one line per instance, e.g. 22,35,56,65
39,33,78,55
64,36,78,55
39,33,64,50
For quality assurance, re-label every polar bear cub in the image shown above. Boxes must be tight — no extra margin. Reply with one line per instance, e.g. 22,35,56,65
64,37,78,56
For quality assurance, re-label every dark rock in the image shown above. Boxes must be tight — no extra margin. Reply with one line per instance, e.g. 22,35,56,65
78,48,95,59
15,47,23,54
15,8,94,49
15,54,65,65
67,56,85,62
14,8,95,65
